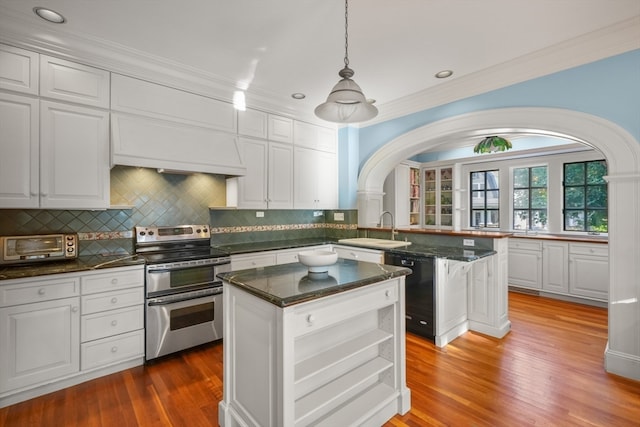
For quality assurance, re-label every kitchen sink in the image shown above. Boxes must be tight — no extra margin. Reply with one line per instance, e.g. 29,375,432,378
337,238,412,249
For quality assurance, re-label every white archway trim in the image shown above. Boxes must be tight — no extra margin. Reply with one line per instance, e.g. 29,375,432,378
358,107,640,380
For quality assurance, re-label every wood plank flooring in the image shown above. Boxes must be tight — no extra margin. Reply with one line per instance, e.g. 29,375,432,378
1,292,639,426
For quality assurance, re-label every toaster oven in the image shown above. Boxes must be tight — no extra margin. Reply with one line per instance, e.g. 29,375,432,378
0,233,78,265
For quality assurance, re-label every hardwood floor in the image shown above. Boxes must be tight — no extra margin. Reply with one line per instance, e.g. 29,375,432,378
1,292,639,426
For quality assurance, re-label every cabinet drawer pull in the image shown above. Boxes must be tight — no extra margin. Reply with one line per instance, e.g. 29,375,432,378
72,306,79,313
111,320,118,327
385,290,390,298
111,278,118,285
38,288,45,296
110,297,118,304
111,346,118,353
306,314,315,324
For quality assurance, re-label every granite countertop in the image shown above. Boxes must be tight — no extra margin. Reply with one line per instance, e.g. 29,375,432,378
214,238,333,255
218,258,411,307
0,254,145,281
384,244,496,261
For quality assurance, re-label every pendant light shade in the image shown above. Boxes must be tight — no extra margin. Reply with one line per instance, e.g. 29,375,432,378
315,0,377,123
473,136,513,154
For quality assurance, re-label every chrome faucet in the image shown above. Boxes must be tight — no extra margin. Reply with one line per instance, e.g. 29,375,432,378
378,210,397,240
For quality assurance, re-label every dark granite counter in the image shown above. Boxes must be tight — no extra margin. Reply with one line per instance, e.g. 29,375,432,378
213,238,333,255
385,244,496,261
218,258,411,307
0,254,145,281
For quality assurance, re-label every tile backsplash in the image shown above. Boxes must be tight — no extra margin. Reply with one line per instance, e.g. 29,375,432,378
0,166,357,255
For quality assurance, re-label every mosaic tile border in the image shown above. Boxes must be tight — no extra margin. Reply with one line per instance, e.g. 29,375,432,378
211,223,357,234
78,230,133,241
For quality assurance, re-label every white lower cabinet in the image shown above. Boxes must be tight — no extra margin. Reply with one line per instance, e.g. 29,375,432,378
0,296,80,393
0,265,144,408
220,278,410,427
509,238,608,302
569,243,609,300
508,239,542,289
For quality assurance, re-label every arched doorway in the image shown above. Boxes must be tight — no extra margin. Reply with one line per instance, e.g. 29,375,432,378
357,107,640,380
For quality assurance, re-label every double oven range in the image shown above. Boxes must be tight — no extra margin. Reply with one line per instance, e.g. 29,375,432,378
134,225,230,361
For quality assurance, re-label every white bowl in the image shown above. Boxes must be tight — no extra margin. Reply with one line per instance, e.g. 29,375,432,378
298,250,338,273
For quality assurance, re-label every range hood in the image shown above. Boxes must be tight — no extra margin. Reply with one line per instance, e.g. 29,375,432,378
111,113,246,176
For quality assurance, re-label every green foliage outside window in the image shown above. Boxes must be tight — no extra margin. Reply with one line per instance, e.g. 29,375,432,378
513,166,548,231
563,160,608,232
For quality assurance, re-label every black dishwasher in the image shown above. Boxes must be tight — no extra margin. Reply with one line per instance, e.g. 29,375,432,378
384,252,435,340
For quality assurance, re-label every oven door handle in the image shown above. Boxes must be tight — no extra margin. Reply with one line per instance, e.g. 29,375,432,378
148,289,222,306
147,264,230,273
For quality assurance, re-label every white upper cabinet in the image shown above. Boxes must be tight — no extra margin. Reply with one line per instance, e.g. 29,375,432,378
0,44,39,95
294,147,337,209
0,93,39,208
238,108,268,138
39,100,110,209
268,114,293,143
294,121,336,153
40,55,110,108
236,137,293,209
111,74,236,133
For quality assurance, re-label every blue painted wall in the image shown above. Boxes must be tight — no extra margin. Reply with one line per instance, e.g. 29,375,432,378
339,49,640,208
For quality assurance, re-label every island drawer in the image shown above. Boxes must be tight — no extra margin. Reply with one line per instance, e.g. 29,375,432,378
292,280,398,337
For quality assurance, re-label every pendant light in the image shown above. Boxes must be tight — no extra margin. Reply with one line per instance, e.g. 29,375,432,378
315,0,378,123
473,136,513,154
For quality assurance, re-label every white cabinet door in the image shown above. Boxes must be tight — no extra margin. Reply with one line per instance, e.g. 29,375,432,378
293,121,336,153
294,147,337,209
238,109,268,138
40,55,110,108
542,242,569,294
40,101,110,209
267,141,293,209
569,243,608,301
0,44,39,95
237,138,293,209
237,137,268,209
267,115,293,143
0,93,39,208
508,249,542,289
0,297,80,393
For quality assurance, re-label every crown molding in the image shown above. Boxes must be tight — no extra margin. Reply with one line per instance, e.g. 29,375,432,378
370,15,640,125
1,8,638,124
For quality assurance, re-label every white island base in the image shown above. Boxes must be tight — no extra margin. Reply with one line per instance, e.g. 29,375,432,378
219,273,411,427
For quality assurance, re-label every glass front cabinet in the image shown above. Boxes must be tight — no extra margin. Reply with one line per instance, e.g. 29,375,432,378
423,166,454,228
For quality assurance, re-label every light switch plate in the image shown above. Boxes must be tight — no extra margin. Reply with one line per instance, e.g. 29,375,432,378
256,211,264,218
463,239,475,246
334,212,345,221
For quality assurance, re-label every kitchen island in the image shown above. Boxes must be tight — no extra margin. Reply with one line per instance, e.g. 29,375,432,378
218,258,412,427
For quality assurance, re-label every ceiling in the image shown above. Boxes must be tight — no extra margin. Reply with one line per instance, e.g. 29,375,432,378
0,0,639,125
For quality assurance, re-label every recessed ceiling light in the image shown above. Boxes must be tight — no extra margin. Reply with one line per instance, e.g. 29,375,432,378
291,93,306,100
435,70,453,79
33,7,66,24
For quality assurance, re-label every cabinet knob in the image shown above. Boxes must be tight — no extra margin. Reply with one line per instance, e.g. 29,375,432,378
385,290,391,298
111,278,118,285
111,346,118,353
306,314,315,324
590,248,595,253
72,306,79,313
38,288,46,295
111,320,118,327
110,297,118,304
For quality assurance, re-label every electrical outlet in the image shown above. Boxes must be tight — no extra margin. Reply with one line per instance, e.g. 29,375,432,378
313,211,323,217
463,239,475,247
334,212,345,221
256,211,264,218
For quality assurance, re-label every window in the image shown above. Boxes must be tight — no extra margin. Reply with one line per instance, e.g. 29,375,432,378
563,160,608,232
470,170,499,228
513,166,548,231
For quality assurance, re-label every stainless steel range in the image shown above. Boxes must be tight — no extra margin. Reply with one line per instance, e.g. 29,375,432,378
134,224,230,361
